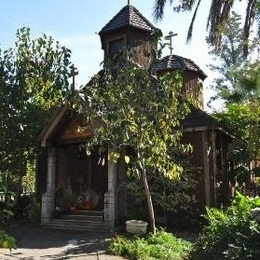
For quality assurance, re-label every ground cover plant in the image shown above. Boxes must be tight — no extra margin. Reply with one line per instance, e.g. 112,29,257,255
189,192,260,259
107,229,192,260
0,174,16,250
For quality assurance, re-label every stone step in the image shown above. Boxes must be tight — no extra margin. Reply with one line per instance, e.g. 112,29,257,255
70,209,104,216
62,213,103,222
45,219,110,232
42,209,109,232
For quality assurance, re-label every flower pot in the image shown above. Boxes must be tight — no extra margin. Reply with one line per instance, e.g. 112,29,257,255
70,206,76,212
126,220,148,234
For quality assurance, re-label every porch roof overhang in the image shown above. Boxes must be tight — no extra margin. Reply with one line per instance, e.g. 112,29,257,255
38,105,68,147
181,108,236,141
38,102,94,147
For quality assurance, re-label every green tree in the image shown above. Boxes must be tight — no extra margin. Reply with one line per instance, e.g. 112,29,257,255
153,0,260,56
202,11,260,189
212,64,260,193
213,65,260,160
74,51,192,233
207,12,259,108
0,27,72,194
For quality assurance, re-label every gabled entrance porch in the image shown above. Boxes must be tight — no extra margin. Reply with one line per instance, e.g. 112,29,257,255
37,107,121,232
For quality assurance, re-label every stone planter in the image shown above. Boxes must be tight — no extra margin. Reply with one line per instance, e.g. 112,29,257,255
251,207,260,222
126,220,148,234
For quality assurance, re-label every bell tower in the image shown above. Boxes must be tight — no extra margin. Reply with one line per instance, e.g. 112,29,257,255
99,4,161,68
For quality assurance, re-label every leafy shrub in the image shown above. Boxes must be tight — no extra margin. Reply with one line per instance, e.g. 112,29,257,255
0,174,14,226
127,158,198,213
127,157,200,230
190,192,260,259
24,198,41,223
12,194,33,218
0,176,16,251
0,201,13,226
107,230,192,260
0,230,16,251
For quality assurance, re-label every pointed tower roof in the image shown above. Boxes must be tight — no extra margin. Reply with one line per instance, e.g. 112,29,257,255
155,54,207,80
99,5,159,35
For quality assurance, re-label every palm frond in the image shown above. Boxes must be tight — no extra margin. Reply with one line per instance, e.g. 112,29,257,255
207,0,234,52
186,0,202,43
153,0,168,21
243,0,257,57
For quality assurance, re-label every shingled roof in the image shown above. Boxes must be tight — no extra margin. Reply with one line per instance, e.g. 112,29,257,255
182,107,235,139
99,5,159,35
155,54,207,80
182,108,219,129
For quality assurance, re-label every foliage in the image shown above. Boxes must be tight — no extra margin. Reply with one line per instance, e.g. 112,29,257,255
189,192,260,259
127,157,198,212
23,197,41,223
22,162,36,194
107,230,192,260
230,62,260,103
0,173,14,225
0,230,16,251
207,12,259,108
212,62,260,171
206,12,260,194
0,174,16,251
153,0,260,56
74,49,193,232
0,27,72,191
11,193,34,219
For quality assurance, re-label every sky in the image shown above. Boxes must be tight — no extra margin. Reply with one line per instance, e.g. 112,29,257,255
0,0,246,110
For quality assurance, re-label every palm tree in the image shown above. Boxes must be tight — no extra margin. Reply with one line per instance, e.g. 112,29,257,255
153,0,260,56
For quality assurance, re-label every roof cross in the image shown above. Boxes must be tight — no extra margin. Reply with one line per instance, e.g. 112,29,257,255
69,65,78,92
165,31,178,55
128,0,130,5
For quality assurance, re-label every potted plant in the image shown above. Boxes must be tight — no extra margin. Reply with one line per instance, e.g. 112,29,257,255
55,183,75,213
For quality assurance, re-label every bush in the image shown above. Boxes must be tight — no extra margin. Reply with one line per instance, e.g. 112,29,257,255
190,192,260,259
0,174,16,251
0,230,16,251
12,194,33,218
107,230,192,260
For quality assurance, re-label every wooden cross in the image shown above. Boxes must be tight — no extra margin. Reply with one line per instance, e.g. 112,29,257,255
165,31,178,55
69,65,78,91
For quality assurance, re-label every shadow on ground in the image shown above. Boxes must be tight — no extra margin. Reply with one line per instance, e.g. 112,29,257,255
0,225,117,259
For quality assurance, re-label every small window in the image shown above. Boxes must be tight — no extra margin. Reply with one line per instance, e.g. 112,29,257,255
109,38,124,57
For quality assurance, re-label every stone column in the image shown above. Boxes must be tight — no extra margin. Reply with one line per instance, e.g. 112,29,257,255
41,147,56,224
104,150,117,232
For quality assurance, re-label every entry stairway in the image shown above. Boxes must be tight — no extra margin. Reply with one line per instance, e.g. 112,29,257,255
44,210,110,232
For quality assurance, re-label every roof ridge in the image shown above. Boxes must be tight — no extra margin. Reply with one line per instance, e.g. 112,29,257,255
99,4,158,35
129,5,157,31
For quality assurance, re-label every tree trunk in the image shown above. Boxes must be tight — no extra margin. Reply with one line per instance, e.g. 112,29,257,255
142,168,156,233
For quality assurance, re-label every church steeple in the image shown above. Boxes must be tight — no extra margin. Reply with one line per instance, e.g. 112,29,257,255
99,5,161,67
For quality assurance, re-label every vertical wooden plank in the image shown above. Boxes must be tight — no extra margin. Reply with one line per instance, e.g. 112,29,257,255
202,131,211,206
211,131,217,206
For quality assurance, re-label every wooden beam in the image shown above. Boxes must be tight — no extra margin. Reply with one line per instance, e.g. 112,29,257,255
202,131,211,206
211,131,217,206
